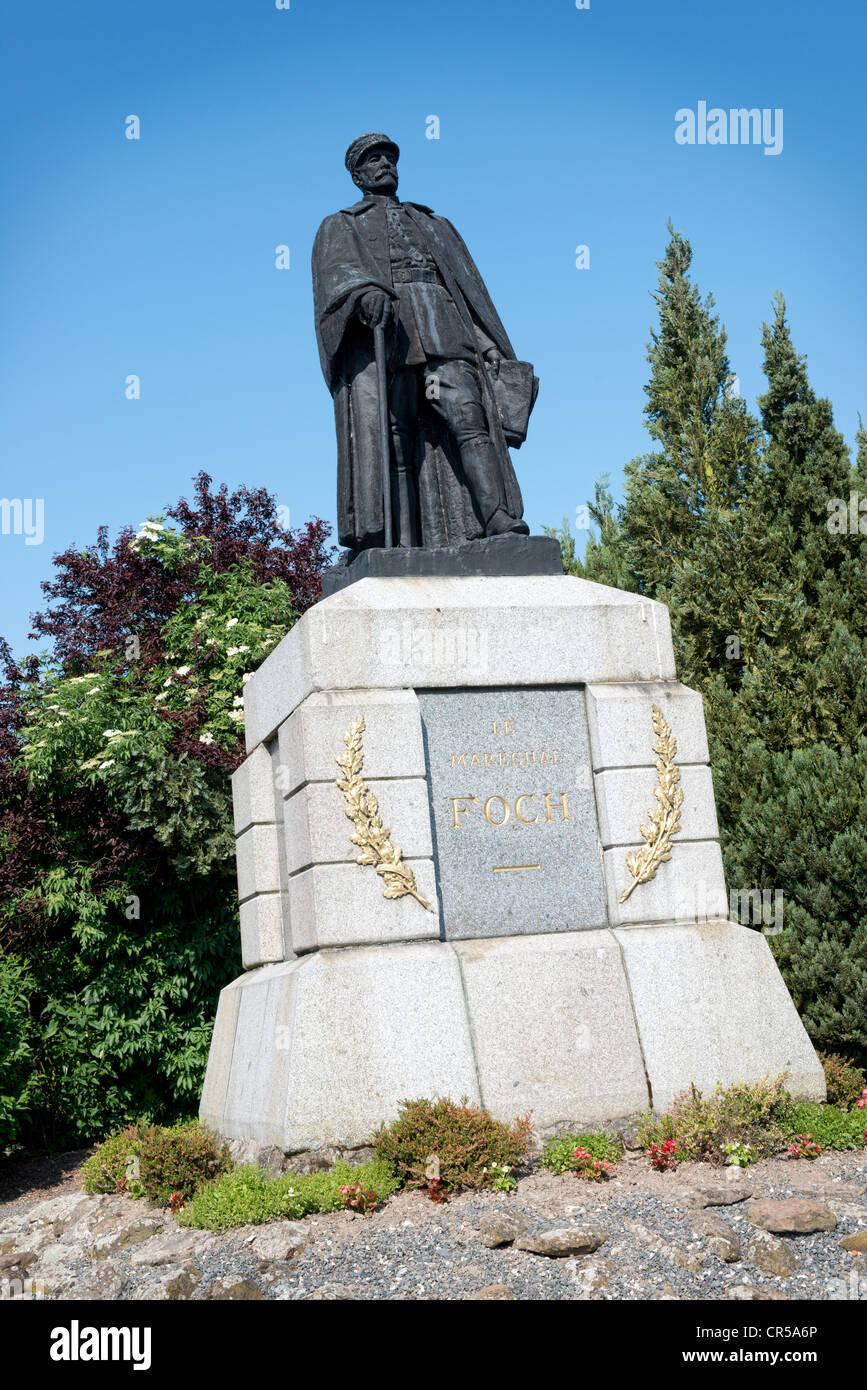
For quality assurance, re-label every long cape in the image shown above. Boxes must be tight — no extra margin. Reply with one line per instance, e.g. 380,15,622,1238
312,196,524,549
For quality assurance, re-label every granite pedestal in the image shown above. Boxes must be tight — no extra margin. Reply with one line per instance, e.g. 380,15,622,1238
201,571,824,1153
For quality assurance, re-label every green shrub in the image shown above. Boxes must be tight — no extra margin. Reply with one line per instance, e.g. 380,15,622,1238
639,1075,796,1164
0,953,38,1157
373,1096,533,1192
179,1159,400,1231
540,1131,622,1175
137,1120,232,1204
82,1124,144,1193
785,1103,866,1152
82,1120,231,1202
817,1053,867,1111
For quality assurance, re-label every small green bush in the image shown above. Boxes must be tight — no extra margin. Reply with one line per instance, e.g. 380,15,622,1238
0,954,38,1157
373,1096,533,1192
638,1075,796,1164
82,1124,144,1194
817,1053,867,1111
179,1159,400,1231
137,1120,232,1204
540,1131,622,1175
82,1120,231,1203
786,1103,866,1152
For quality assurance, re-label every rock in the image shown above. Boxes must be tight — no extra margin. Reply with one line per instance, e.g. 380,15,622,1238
88,1217,164,1260
0,1251,38,1272
515,1226,608,1258
745,1199,836,1235
128,1229,210,1267
693,1212,741,1263
726,1285,788,1301
478,1211,531,1248
52,1265,125,1301
201,1275,264,1300
34,1243,80,1271
0,1226,52,1258
840,1233,867,1254
621,1217,705,1271
303,1283,360,1300
465,1284,517,1300
747,1231,798,1276
258,1260,300,1287
138,1263,202,1301
564,1256,611,1297
27,1194,96,1231
250,1222,311,1262
695,1185,753,1208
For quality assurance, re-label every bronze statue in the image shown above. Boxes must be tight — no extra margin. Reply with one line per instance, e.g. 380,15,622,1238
312,133,538,552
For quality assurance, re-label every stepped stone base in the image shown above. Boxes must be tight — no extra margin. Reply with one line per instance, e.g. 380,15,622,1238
201,920,825,1153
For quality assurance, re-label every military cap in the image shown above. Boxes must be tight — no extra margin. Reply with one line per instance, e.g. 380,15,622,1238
345,132,400,175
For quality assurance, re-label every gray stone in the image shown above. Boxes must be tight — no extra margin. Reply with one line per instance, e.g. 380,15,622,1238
200,1275,264,1300
320,534,564,598
515,1226,608,1257
464,1283,518,1300
288,859,440,952
693,1212,741,1262
283,775,433,876
594,764,719,849
745,1199,837,1235
239,892,290,968
53,1265,125,1301
250,1223,311,1261
604,840,728,927
695,1182,753,1207
303,1283,359,1299
137,1262,202,1301
210,944,480,1151
564,1257,611,1297
128,1230,210,1267
478,1211,531,1247
232,743,279,836
200,974,243,1134
418,687,607,939
615,920,827,1110
840,1233,867,1253
243,575,676,752
454,931,650,1129
747,1231,798,1276
277,689,426,792
726,1284,788,1301
235,823,282,903
88,1216,164,1260
585,681,710,771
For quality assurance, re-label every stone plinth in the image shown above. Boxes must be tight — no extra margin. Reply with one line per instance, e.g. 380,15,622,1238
201,572,825,1151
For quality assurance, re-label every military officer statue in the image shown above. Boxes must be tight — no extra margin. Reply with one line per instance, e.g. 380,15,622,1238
312,133,538,556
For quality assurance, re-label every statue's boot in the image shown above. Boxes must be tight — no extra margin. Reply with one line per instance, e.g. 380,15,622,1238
459,437,529,537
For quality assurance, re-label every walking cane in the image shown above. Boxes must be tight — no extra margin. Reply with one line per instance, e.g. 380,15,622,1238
373,322,393,549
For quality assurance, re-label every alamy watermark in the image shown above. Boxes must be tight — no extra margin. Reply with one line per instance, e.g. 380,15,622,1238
0,497,44,545
675,102,783,157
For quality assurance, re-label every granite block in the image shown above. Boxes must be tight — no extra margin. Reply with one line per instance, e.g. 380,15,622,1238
276,688,426,793
615,921,827,1109
594,764,719,849
232,743,278,836
235,823,282,903
283,776,432,876
239,893,291,969
455,931,650,1131
604,839,728,926
585,682,710,771
288,859,441,952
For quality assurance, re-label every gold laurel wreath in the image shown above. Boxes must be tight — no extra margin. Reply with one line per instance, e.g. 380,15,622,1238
335,715,434,912
618,704,684,903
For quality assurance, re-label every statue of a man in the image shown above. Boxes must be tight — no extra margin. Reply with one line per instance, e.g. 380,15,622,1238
312,133,536,551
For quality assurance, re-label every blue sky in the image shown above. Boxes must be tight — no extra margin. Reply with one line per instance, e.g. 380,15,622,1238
1,0,864,657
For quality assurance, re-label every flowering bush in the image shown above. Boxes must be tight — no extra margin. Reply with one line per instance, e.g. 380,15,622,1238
340,1183,378,1215
817,1053,867,1111
484,1162,517,1193
572,1147,616,1182
857,1090,867,1110
179,1160,399,1231
721,1140,757,1167
373,1097,532,1194
539,1131,622,1175
639,1075,795,1165
786,1133,822,1160
650,1139,678,1171
0,475,332,1149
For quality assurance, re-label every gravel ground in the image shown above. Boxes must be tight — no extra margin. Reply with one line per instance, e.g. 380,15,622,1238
2,1148,865,1301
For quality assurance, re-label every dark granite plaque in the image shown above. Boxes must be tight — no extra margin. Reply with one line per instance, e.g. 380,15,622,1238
418,687,608,940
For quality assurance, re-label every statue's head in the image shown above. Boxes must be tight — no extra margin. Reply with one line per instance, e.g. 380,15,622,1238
345,132,400,196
